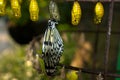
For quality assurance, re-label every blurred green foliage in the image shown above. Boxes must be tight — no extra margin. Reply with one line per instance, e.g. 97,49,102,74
0,38,77,80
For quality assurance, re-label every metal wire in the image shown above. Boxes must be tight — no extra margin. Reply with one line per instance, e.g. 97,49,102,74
104,0,114,80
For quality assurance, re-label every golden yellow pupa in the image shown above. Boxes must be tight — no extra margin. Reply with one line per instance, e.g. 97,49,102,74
49,0,60,21
94,2,104,24
71,1,82,26
29,0,39,21
0,0,6,16
11,0,21,18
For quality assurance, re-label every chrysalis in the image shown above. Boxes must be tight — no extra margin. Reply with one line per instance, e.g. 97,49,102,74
67,71,78,80
29,0,39,21
94,2,104,24
0,0,6,16
11,0,21,18
42,19,64,76
49,0,60,21
71,1,82,26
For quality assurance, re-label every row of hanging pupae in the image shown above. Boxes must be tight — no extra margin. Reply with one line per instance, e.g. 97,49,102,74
0,0,39,21
72,0,104,25
0,0,104,24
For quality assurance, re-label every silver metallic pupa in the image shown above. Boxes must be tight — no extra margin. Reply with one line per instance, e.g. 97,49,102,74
49,0,60,21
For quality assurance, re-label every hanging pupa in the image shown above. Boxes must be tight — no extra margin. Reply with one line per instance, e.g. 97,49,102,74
42,19,64,76
29,0,39,21
71,1,82,26
94,2,104,24
0,0,6,16
11,0,21,18
49,0,60,21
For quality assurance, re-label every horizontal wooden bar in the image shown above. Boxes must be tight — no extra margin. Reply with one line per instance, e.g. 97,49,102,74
66,0,120,2
58,64,120,78
60,30,120,35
